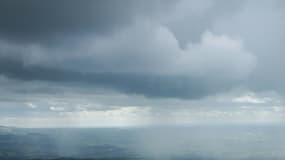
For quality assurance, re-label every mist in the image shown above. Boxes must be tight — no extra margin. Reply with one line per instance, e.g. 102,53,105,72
1,0,285,159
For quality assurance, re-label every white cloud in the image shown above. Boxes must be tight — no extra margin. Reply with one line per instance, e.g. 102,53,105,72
49,106,65,111
233,95,267,104
25,103,38,109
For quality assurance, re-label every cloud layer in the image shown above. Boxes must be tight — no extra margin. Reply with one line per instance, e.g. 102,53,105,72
0,31,256,99
0,0,285,127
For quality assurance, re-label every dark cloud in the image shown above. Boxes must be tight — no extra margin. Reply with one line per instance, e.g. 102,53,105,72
2,1,285,128
0,0,173,43
0,56,238,99
0,0,258,99
0,0,284,101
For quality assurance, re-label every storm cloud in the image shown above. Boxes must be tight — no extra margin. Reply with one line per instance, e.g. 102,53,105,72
0,1,165,40
0,0,284,114
0,0,263,100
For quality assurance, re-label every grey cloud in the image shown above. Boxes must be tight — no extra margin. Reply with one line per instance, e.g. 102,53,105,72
0,56,237,99
162,0,246,45
1,0,285,128
0,23,255,99
1,0,284,101
0,0,173,43
211,0,285,94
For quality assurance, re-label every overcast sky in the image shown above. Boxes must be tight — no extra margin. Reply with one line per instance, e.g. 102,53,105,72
1,0,285,127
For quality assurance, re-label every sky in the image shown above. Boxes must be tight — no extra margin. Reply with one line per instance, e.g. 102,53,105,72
0,0,285,127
